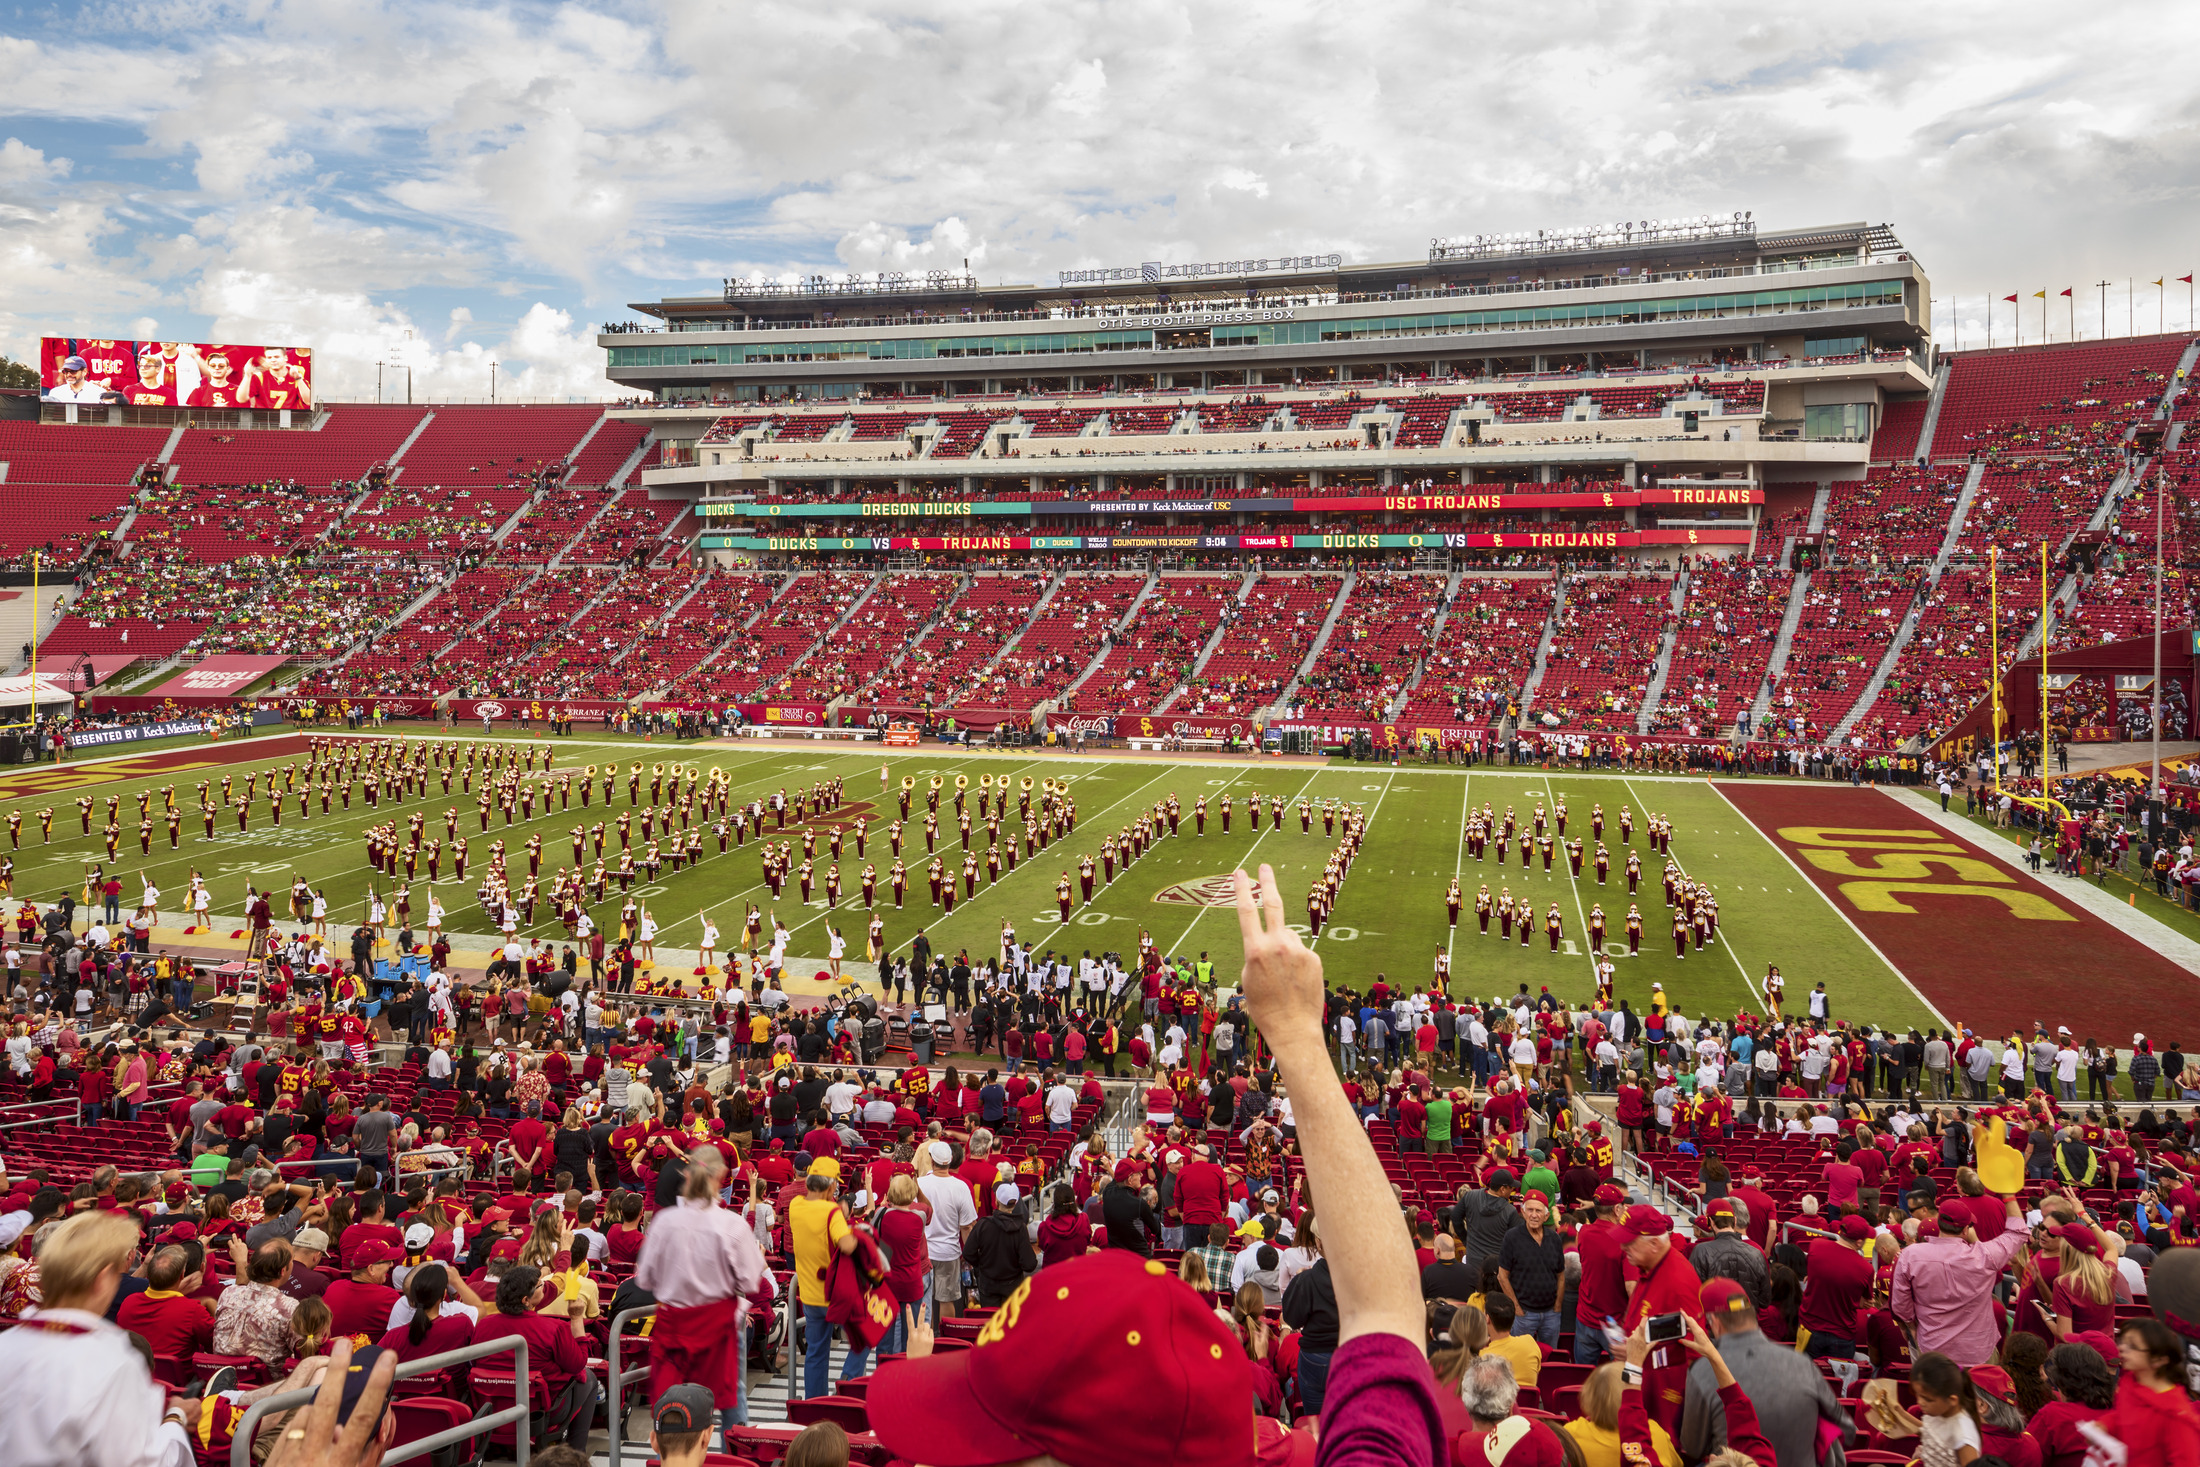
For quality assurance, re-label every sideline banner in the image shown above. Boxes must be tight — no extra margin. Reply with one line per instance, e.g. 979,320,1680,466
69,718,219,748
718,485,1763,519
700,528,1753,553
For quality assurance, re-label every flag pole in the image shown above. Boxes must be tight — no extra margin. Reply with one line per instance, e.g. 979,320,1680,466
2153,459,2165,813
1990,546,2001,795
28,550,37,736
2040,538,2051,809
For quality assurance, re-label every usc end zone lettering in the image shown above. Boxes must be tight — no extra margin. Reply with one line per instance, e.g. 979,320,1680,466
1777,825,2072,921
1721,781,2194,1040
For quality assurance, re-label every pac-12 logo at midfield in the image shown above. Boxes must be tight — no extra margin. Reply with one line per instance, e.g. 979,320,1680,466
474,701,508,719
1154,875,1240,907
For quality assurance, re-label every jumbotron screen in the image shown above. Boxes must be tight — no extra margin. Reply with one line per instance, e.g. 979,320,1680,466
40,336,314,409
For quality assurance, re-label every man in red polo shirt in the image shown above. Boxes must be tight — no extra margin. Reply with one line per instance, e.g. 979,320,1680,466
1615,1203,1706,1437
1572,1183,1630,1365
1174,1143,1230,1237
1799,1213,1876,1361
322,1240,402,1340
116,1245,215,1361
1726,1164,1779,1252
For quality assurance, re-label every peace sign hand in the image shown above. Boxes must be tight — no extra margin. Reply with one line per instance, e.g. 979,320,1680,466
1234,864,1323,1046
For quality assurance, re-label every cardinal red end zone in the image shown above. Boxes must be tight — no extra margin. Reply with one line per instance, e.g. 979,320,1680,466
0,733,320,804
1718,781,2194,1042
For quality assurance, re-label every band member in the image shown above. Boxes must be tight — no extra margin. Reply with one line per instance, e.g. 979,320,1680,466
1626,904,1643,956
1432,949,1450,994
1475,884,1492,934
1057,871,1073,923
1445,878,1461,928
1588,904,1607,950
1545,903,1563,953
1079,854,1096,903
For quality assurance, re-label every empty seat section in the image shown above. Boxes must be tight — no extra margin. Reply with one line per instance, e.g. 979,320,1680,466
1074,574,1238,715
1297,573,1446,718
1535,574,1675,731
165,406,425,487
1178,574,1341,715
1397,577,1557,726
391,405,603,488
993,574,1146,710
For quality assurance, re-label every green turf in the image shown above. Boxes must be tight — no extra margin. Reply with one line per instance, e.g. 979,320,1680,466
0,735,1940,1030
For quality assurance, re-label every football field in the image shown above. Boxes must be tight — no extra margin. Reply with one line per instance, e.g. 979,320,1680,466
0,730,1970,1033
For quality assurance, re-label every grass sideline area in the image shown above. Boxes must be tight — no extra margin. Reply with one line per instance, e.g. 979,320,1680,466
0,728,1955,1033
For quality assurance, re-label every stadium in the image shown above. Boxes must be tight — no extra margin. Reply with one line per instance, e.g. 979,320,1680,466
9,195,2200,1460
8,218,2198,1061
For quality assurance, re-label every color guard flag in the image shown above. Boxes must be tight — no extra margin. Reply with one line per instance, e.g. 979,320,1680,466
2003,294,2019,303
2059,288,2073,297
2033,290,2047,299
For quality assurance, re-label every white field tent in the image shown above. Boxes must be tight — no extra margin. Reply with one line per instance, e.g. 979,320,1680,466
0,674,79,712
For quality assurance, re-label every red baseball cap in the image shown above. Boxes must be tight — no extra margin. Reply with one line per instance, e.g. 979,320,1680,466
1612,1204,1672,1244
2051,1223,2106,1258
1699,1277,1750,1318
1592,1183,1626,1206
867,1252,1255,1467
1839,1215,1876,1242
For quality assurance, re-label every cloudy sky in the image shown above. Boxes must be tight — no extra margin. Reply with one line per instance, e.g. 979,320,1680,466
4,1,2198,402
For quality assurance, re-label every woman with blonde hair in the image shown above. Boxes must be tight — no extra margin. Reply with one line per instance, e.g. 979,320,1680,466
1563,1361,1681,1466
1177,1250,1213,1295
1430,1302,1489,1387
2047,1221,2118,1338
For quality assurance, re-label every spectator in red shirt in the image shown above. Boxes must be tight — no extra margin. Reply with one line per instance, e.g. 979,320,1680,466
322,1240,403,1340
470,1265,597,1450
115,1244,215,1361
505,1112,551,1175
1616,1204,1707,1437
1799,1214,1876,1360
1573,1184,1630,1365
1820,1146,1864,1210
337,1191,402,1269
1174,1146,1230,1233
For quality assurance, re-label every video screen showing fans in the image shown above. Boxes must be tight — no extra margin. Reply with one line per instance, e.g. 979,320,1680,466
40,336,314,409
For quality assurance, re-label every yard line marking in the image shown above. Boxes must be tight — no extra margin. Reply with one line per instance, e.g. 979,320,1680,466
1444,768,1473,972
1173,766,1337,956
788,760,1198,956
1311,767,1403,956
1628,777,1765,1014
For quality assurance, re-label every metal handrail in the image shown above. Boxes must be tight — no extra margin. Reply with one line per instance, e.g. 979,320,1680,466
605,1302,655,1467
226,1331,533,1467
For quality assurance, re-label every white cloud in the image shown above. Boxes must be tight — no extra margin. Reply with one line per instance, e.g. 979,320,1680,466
4,0,2200,386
